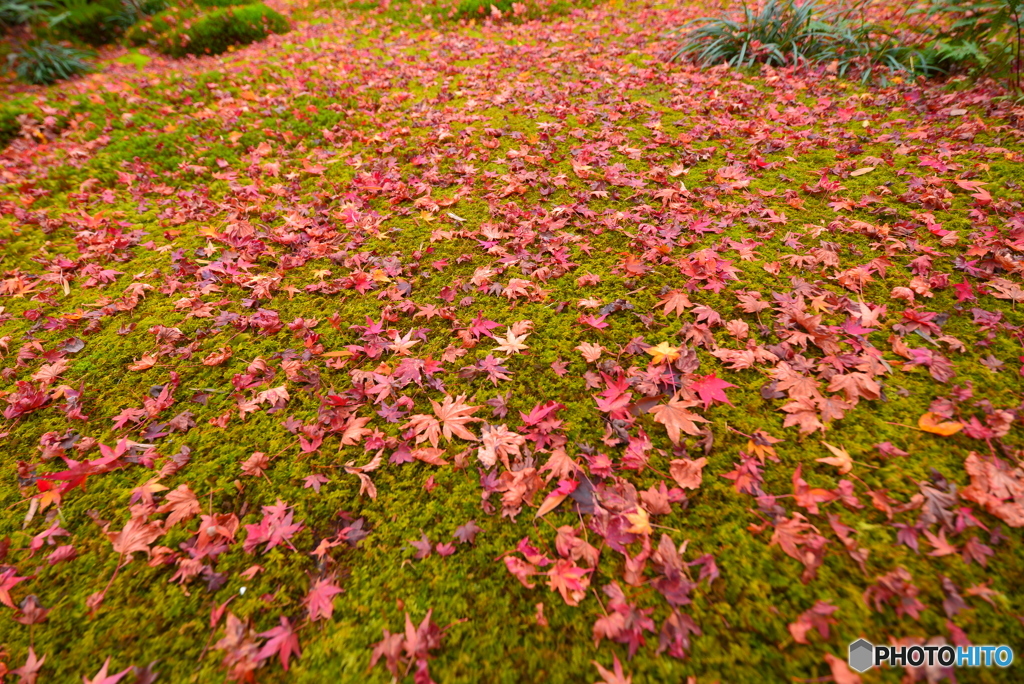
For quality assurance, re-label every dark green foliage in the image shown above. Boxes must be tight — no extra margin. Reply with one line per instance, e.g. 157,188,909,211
154,3,289,57
49,0,131,46
671,0,840,67
913,0,1023,89
673,0,1023,88
8,39,92,84
814,22,944,79
194,0,244,7
0,105,22,147
670,0,942,80
0,0,54,27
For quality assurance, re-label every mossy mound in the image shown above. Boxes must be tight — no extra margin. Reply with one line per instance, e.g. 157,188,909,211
0,105,22,148
127,2,288,56
452,0,592,22
125,5,202,47
49,0,130,47
195,0,249,7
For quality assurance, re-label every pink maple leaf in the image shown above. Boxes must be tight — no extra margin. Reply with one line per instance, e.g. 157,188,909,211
257,616,302,671
305,577,343,621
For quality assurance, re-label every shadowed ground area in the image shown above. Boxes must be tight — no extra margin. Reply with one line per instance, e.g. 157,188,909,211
1,1,1023,682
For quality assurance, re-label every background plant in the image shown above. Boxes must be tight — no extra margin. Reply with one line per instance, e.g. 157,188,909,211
671,0,1024,92
47,0,133,45
153,2,288,57
1,0,54,28
669,0,844,68
912,0,1023,92
7,38,92,83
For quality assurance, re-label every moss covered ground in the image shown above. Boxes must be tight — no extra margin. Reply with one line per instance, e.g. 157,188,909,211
1,1,1024,682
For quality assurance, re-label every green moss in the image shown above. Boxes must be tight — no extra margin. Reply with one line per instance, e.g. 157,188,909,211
114,49,153,68
0,103,23,148
155,3,290,58
125,5,202,47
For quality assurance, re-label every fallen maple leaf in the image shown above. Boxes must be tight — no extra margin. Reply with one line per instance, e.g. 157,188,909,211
547,559,592,606
31,359,67,386
924,529,958,557
305,577,343,621
824,653,861,684
918,412,963,436
15,595,51,625
241,451,270,477
624,507,653,536
257,616,301,671
961,452,1024,527
107,516,162,559
689,374,735,410
647,341,681,365
988,278,1024,303
575,341,605,363
659,290,692,316
0,567,26,609
536,480,576,518
788,600,838,644
592,655,632,684
492,327,530,355
430,394,480,443
454,520,482,545
82,657,131,684
11,648,45,684
669,457,707,490
202,346,233,366
130,478,168,507
128,354,158,371
817,442,853,474
649,396,708,444
157,484,200,528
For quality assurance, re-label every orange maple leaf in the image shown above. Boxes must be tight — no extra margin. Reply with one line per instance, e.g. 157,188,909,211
918,412,963,436
649,396,708,444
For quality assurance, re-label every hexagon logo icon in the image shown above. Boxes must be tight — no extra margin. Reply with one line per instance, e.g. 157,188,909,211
848,639,874,673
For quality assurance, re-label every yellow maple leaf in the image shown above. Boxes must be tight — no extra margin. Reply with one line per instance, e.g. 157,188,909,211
624,507,652,536
647,341,681,365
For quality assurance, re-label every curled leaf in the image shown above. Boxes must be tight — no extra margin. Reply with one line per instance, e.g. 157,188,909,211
918,412,963,436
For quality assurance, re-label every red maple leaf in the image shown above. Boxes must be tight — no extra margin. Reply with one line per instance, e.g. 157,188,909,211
688,374,735,410
0,567,27,609
243,500,303,554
